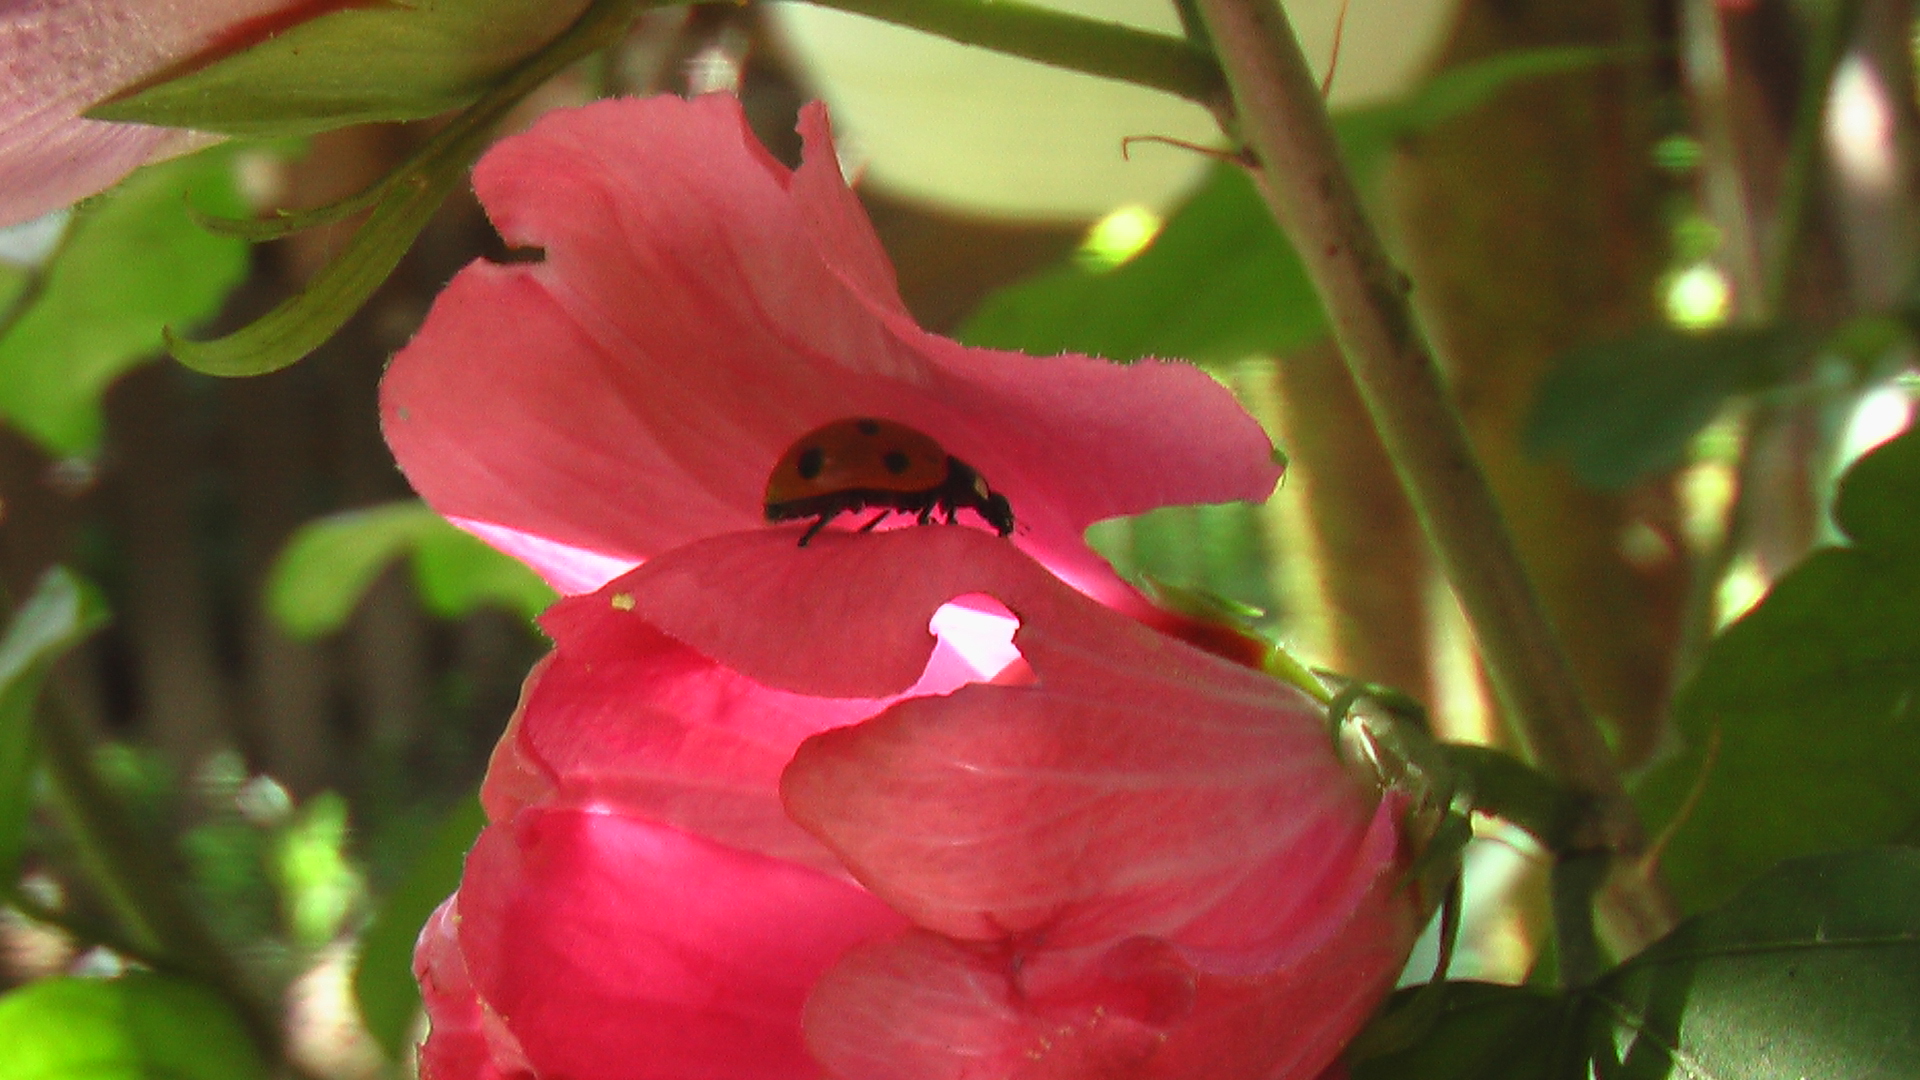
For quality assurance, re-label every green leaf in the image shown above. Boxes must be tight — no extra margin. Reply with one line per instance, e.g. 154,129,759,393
1635,429,1920,912
1085,500,1279,616
1336,45,1630,171
267,502,555,640
411,520,558,622
1587,849,1920,1079
0,151,247,455
89,1,593,137
266,504,434,639
0,972,269,1080
0,569,108,887
165,130,477,377
1527,325,1822,490
958,45,1628,368
353,794,484,1059
167,0,641,376
1349,982,1569,1080
960,165,1324,366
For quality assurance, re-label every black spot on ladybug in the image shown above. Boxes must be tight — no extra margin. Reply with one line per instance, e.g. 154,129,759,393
855,418,882,435
883,450,911,475
796,446,825,480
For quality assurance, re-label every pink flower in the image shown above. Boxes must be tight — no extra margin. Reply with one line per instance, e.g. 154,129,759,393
415,528,1418,1080
390,93,1414,1080
0,0,331,226
379,94,1282,608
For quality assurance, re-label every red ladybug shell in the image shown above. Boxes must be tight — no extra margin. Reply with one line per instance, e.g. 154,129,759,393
764,418,949,503
764,418,1015,546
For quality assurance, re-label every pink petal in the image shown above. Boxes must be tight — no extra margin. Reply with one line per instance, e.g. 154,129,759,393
485,591,876,874
805,813,1415,1080
443,807,907,1080
381,94,1280,596
596,527,1407,953
481,558,1019,874
0,0,297,225
414,899,531,1080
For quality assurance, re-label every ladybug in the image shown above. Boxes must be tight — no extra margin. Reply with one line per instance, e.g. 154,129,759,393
764,418,1015,547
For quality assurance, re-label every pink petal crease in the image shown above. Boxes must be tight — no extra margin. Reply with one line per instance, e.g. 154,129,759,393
380,94,1283,601
0,0,299,226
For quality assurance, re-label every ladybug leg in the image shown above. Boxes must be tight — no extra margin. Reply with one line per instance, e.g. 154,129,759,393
857,509,892,532
798,514,833,547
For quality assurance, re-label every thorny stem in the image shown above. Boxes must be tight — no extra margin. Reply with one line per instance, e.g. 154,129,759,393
800,0,1228,107
1191,0,1677,948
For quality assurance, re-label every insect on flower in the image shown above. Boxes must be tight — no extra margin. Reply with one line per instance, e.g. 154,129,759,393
764,418,1015,546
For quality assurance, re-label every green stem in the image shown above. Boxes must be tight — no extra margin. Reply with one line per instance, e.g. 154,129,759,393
1190,0,1676,948
36,692,281,1059
1761,0,1866,315
798,0,1227,106
1552,850,1608,987
1,883,164,970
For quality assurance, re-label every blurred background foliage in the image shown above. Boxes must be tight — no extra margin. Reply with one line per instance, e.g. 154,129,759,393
0,0,1916,1076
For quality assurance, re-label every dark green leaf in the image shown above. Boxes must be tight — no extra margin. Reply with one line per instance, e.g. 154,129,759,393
1527,325,1821,490
1635,430,1920,912
267,502,554,639
1336,45,1630,171
0,151,247,455
959,45,1630,369
1349,982,1569,1080
0,972,269,1080
960,165,1324,366
0,569,108,886
354,794,484,1059
1586,849,1920,1079
89,1,593,136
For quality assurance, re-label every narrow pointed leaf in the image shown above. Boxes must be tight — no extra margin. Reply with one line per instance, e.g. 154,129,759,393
89,1,594,137
190,177,387,243
166,0,643,376
166,137,474,377
0,569,108,886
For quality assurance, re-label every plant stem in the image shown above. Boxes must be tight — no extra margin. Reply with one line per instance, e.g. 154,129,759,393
1191,0,1675,945
36,690,282,1059
1761,0,1865,316
799,0,1227,107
